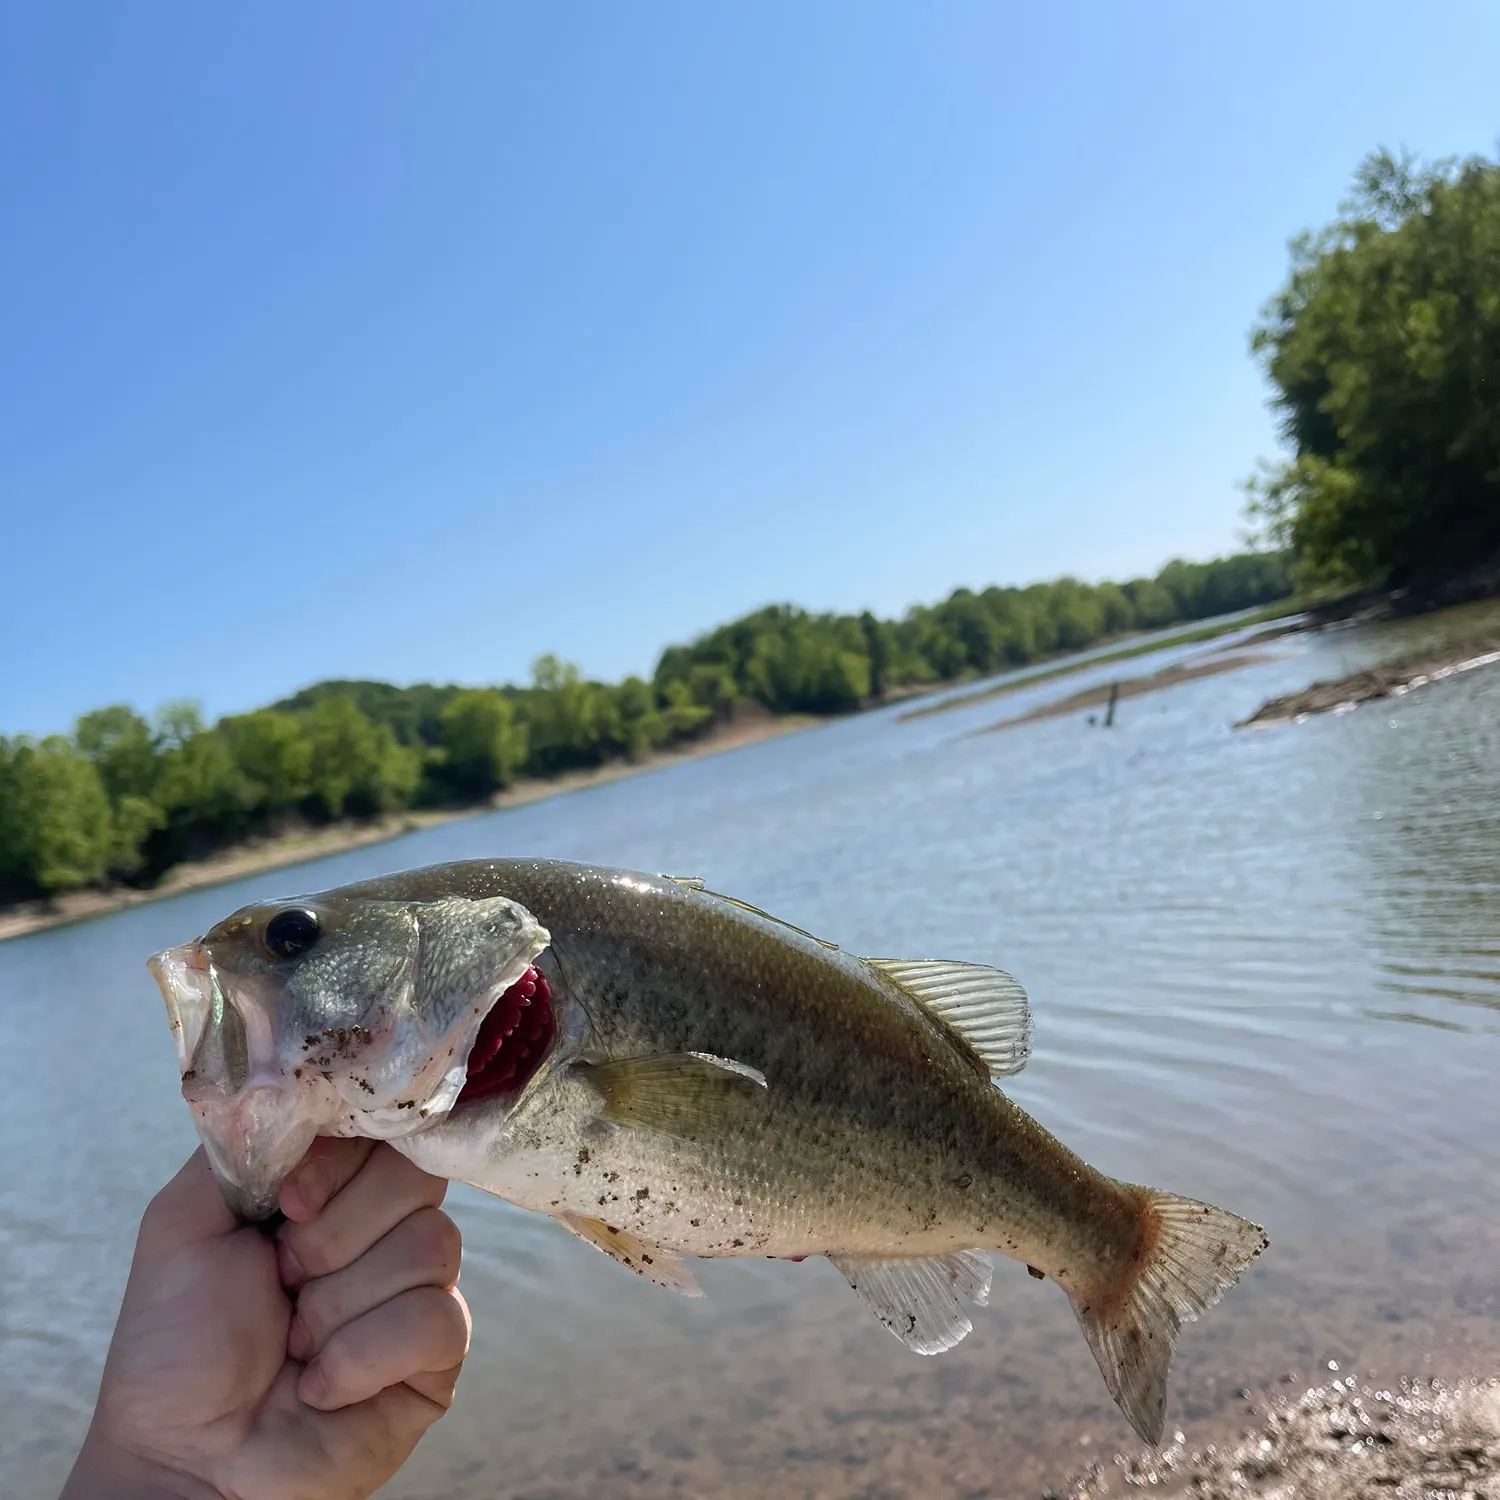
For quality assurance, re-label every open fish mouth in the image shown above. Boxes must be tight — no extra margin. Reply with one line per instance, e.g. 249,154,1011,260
147,930,556,1220
454,964,557,1108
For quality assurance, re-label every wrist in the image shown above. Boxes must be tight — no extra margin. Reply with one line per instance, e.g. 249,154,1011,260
60,1429,222,1500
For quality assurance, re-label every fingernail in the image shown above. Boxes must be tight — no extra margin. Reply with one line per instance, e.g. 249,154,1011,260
277,1235,306,1287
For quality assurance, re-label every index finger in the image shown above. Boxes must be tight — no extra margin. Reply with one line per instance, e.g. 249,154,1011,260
279,1137,377,1223
277,1145,447,1286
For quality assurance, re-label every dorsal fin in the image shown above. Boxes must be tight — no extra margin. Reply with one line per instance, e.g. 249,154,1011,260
863,959,1031,1079
663,875,840,951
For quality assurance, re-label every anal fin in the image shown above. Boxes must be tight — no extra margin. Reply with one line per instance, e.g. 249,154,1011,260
557,1212,703,1297
829,1250,993,1355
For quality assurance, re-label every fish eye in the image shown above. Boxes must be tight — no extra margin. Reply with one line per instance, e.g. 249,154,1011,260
264,907,320,960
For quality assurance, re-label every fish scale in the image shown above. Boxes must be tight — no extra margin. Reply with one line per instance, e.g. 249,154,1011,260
150,856,1267,1446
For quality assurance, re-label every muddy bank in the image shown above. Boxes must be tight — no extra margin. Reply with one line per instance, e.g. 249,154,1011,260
1042,1371,1500,1500
972,651,1275,735
0,711,817,943
1240,634,1500,728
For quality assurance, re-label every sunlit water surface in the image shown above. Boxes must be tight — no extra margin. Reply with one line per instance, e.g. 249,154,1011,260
4,606,1499,1499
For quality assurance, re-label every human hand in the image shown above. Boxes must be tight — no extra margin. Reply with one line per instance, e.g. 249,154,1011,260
62,1139,470,1500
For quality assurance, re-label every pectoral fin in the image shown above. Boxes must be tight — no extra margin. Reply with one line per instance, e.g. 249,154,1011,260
829,1250,994,1355
557,1212,702,1297
575,1052,768,1136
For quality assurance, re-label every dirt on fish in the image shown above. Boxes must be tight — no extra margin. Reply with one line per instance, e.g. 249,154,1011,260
1239,633,1500,728
972,653,1276,736
1040,1372,1500,1500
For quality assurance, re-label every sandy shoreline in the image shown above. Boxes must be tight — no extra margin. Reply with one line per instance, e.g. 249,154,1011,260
1239,631,1500,727
0,711,817,944
1040,1370,1500,1500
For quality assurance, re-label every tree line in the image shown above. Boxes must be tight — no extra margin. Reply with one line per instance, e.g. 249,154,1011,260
1248,146,1500,586
0,551,1288,902
12,141,1480,905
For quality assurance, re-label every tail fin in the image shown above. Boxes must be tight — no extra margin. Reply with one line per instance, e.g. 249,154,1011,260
1069,1189,1268,1446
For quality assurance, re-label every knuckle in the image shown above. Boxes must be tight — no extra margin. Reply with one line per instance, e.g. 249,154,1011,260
412,1168,449,1210
433,1287,473,1361
408,1206,462,1276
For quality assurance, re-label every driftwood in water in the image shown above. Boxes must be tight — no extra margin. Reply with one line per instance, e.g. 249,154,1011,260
974,652,1272,736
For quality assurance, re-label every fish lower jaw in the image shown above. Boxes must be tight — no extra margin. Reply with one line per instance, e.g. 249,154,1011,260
188,1086,327,1222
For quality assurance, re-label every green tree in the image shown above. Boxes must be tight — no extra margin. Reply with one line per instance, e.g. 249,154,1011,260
0,736,116,894
303,696,419,818
524,656,623,772
155,700,207,748
614,676,667,758
152,728,255,857
978,589,1038,666
273,680,462,749
1123,577,1177,628
934,590,1004,674
1045,579,1105,652
858,611,891,697
897,607,967,682
74,706,159,802
1096,583,1136,636
219,710,314,817
741,615,869,713
106,794,166,878
1249,147,1500,585
1019,585,1061,655
72,705,165,875
658,679,712,738
437,690,528,798
687,663,738,718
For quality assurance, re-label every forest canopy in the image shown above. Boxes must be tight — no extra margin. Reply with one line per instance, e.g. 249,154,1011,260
1248,147,1500,587
0,549,1289,902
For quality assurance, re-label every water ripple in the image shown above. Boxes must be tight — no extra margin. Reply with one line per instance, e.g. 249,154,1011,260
5,607,1500,1497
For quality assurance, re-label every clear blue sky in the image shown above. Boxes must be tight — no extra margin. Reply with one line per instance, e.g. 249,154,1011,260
3,3,1497,736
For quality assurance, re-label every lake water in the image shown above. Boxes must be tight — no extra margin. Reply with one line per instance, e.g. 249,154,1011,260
5,607,1500,1499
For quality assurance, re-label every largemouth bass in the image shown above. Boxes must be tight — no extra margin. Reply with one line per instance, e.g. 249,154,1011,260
148,858,1267,1444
